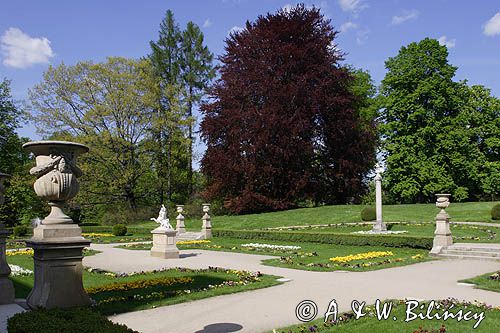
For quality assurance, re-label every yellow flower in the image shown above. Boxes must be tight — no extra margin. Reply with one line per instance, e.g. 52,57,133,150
82,233,114,237
177,240,211,245
6,249,34,256
86,276,193,294
329,251,394,263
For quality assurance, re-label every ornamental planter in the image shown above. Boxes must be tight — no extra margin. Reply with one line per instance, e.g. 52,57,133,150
23,141,91,309
430,194,453,255
201,204,212,239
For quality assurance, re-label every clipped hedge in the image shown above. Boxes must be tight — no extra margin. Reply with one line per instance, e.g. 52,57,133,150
492,203,500,220
361,207,376,221
213,229,433,249
8,307,137,333
81,226,151,235
112,224,128,236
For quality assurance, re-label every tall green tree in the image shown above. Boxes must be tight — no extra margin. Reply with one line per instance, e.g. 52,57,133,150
0,78,44,226
149,9,189,204
180,22,215,196
29,57,159,211
380,38,499,202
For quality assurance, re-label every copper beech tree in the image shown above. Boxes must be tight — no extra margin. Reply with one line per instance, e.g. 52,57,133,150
201,5,376,214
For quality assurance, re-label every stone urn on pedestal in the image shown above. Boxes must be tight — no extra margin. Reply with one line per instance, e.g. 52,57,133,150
150,205,179,259
201,204,212,239
0,172,15,304
175,205,186,234
23,141,91,309
430,194,453,255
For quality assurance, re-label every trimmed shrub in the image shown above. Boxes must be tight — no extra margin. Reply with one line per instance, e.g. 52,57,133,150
8,307,137,333
112,224,127,236
213,229,433,249
361,207,376,221
12,225,29,238
492,204,500,220
82,226,150,235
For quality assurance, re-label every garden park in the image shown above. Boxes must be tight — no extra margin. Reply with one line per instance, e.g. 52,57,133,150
1,3,500,333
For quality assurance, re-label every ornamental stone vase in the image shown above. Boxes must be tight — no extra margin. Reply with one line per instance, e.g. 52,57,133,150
176,205,186,234
22,141,91,309
201,203,212,239
430,194,453,255
23,141,89,225
0,172,15,304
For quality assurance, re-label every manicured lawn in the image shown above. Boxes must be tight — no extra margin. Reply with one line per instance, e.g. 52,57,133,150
133,201,499,231
7,254,282,315
460,271,500,293
271,300,500,333
118,237,430,272
278,223,500,243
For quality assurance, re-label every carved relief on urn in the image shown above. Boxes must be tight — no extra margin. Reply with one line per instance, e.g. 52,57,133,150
23,141,89,225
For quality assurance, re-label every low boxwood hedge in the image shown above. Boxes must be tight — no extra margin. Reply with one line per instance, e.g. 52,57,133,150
7,307,137,333
213,229,433,249
81,226,151,235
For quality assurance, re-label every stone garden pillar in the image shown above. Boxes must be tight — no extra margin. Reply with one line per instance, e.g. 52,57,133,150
201,204,212,239
430,194,453,255
176,205,186,234
372,171,387,233
23,141,91,309
0,172,15,304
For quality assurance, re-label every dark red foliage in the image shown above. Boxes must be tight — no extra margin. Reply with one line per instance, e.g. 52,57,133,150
200,5,376,214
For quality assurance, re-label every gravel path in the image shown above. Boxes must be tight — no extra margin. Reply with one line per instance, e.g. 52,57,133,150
83,243,500,333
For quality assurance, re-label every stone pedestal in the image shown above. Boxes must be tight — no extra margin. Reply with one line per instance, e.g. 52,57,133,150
150,227,179,259
201,204,212,239
372,172,387,233
0,229,15,305
176,205,186,234
26,224,91,309
430,194,453,255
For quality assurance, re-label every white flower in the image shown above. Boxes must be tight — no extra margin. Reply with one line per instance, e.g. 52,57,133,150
241,243,301,251
9,264,33,276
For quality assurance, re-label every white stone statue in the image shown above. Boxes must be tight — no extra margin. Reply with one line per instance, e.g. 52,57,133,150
151,204,173,230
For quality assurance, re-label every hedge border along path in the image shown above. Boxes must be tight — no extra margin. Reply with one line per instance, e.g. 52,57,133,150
213,229,434,249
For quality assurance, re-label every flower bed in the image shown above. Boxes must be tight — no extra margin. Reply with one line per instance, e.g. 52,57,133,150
9,264,33,276
177,240,211,245
6,249,33,256
82,232,114,237
241,243,301,251
86,276,194,294
329,251,394,263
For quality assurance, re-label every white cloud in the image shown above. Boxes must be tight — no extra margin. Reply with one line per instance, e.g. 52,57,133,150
391,10,419,25
1,27,54,69
340,21,358,33
337,0,366,13
356,28,370,44
483,12,500,36
438,35,456,48
203,19,213,28
282,4,294,12
228,26,244,36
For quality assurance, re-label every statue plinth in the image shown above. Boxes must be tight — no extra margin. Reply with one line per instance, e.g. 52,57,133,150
23,141,91,309
150,227,179,259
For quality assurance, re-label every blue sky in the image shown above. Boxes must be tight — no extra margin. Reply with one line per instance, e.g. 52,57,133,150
1,0,499,166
